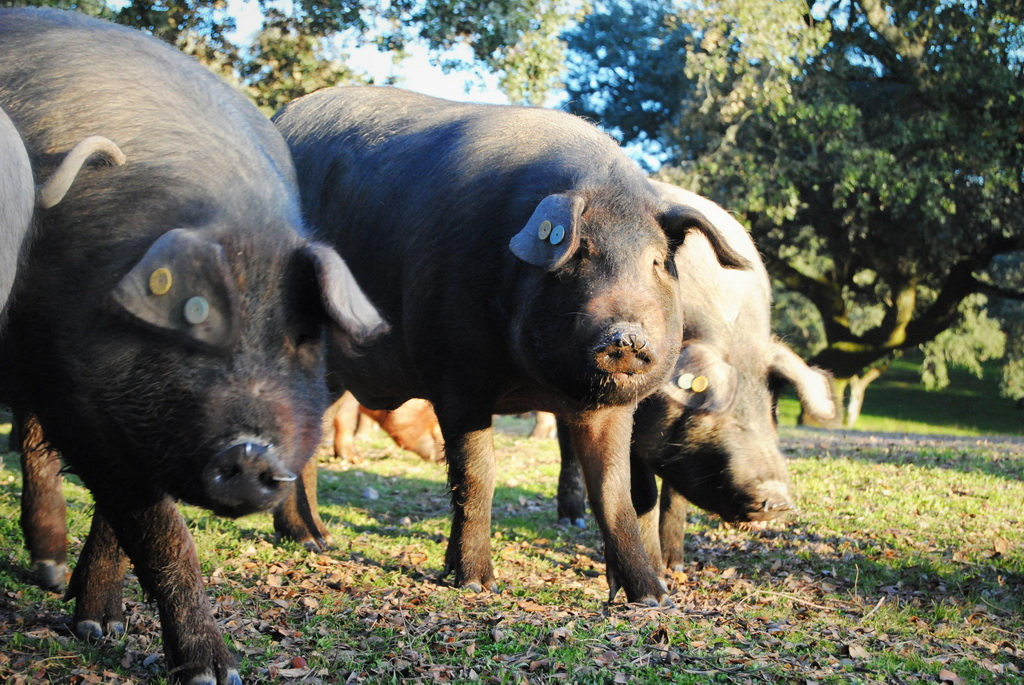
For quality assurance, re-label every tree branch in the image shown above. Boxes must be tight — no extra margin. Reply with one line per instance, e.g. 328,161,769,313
972,279,1024,302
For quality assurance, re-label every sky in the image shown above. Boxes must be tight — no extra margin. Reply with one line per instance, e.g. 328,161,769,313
229,0,511,105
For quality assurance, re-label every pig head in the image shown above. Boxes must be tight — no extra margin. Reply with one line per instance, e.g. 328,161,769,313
645,181,836,522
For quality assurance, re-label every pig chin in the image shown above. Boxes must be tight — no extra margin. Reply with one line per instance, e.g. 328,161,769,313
580,365,664,406
685,478,795,524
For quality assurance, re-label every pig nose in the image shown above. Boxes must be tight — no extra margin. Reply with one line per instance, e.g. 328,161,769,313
203,440,296,515
749,480,795,521
593,324,653,376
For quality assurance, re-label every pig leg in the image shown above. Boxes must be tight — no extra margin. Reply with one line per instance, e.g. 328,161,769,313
94,493,241,685
333,392,363,464
437,404,497,593
630,454,662,573
658,484,689,571
529,411,558,440
563,407,669,607
555,419,587,528
17,411,69,592
272,458,330,551
67,513,129,639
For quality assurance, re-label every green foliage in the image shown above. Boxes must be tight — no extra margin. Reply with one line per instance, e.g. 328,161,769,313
920,294,1005,391
271,0,581,105
563,0,693,161
239,9,369,115
8,0,579,107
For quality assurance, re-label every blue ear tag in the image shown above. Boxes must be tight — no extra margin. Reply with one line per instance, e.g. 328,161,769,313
184,296,210,325
549,224,565,245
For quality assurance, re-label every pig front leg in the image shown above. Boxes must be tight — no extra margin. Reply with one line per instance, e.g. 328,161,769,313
17,411,69,592
272,458,330,551
67,513,129,639
658,483,690,571
95,493,241,685
437,402,497,593
555,420,587,528
563,407,669,607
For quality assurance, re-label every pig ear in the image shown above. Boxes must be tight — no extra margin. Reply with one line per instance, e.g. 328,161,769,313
111,228,240,349
659,204,751,271
768,340,838,423
662,343,740,414
300,243,389,354
509,193,585,271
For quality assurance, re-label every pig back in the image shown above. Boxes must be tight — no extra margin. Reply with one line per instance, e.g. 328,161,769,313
277,86,659,409
0,8,306,392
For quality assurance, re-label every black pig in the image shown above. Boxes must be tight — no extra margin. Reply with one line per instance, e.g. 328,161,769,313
0,9,384,684
273,85,749,605
558,181,837,570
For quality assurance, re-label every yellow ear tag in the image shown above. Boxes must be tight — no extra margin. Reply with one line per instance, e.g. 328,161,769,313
691,375,709,393
148,267,172,296
676,373,695,390
537,220,552,240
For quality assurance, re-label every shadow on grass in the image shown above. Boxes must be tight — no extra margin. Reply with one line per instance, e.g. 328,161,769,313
682,521,1024,616
781,426,1024,482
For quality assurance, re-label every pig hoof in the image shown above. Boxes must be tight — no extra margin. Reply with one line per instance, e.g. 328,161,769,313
659,595,675,609
31,560,68,592
557,517,588,529
301,538,326,553
108,622,125,637
184,670,241,685
460,580,499,594
74,620,104,641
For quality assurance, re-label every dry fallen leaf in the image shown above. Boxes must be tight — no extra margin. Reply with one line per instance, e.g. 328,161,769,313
842,644,869,659
939,669,966,685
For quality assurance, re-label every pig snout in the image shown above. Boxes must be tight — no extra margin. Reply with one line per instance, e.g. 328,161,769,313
203,439,297,516
746,480,795,522
592,324,654,379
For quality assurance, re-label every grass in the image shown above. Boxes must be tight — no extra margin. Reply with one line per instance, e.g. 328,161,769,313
0,364,1022,683
777,353,1024,436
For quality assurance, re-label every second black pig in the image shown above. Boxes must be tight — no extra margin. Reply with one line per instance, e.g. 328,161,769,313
558,180,837,570
273,85,749,606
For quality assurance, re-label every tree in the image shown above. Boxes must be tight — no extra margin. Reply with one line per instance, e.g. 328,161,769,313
564,0,1024,425
6,0,579,107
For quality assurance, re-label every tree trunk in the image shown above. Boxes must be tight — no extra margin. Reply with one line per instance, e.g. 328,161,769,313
845,366,883,428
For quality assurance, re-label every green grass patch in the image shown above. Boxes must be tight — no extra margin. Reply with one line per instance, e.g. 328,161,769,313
777,353,1024,436
1,413,1023,683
